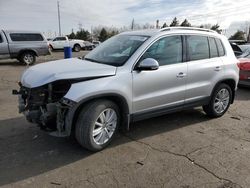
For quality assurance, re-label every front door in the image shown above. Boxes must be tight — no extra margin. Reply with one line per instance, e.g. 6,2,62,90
0,32,10,59
132,35,187,115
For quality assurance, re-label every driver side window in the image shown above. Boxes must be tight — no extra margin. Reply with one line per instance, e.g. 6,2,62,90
140,35,183,66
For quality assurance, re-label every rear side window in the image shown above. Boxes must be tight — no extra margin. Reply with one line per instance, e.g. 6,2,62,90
10,33,44,41
140,35,182,66
0,35,2,43
215,38,225,56
54,37,66,41
187,35,209,61
208,37,219,58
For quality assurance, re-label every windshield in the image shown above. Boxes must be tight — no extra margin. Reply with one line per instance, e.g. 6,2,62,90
84,35,149,66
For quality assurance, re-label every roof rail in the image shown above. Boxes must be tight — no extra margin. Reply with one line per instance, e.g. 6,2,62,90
160,27,217,33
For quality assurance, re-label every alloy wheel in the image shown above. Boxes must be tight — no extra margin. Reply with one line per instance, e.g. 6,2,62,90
213,88,230,114
92,108,117,145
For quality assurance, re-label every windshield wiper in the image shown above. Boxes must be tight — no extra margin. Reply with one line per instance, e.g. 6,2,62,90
84,58,102,63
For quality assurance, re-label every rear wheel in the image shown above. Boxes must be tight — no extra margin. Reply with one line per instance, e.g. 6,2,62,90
203,83,232,117
73,44,81,52
75,100,120,151
19,51,36,65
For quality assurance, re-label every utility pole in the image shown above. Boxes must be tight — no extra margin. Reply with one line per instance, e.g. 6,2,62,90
57,1,61,36
131,18,134,30
248,26,250,43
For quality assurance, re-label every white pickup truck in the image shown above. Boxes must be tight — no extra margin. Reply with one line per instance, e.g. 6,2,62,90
48,36,85,52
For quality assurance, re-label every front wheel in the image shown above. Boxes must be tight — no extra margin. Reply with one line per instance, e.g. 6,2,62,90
203,83,232,118
75,100,120,151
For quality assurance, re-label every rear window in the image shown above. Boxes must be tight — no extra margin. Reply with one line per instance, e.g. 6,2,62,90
187,35,209,61
209,37,219,58
10,33,44,41
215,38,225,56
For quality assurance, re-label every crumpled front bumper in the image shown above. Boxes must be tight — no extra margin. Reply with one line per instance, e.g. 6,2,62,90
13,85,76,137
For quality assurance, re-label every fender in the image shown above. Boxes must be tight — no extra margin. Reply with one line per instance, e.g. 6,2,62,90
63,93,130,136
17,49,38,57
209,79,236,104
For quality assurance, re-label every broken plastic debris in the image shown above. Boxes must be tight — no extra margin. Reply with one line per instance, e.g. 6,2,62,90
32,135,38,140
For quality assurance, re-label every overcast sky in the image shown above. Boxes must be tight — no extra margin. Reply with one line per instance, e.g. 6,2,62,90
0,0,250,37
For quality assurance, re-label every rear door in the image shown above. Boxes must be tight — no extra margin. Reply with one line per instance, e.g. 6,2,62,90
185,35,223,104
51,37,67,49
132,35,187,116
0,31,10,59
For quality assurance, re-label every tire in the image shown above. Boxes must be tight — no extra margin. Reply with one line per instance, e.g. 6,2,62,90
19,51,36,65
49,44,54,51
75,100,120,151
73,44,81,52
203,83,232,118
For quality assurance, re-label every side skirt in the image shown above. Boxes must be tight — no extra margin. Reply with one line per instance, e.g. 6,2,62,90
130,97,210,124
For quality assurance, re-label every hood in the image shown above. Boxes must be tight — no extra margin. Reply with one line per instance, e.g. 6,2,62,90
21,58,117,88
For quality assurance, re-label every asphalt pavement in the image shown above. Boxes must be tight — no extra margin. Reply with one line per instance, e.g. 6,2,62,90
0,51,250,188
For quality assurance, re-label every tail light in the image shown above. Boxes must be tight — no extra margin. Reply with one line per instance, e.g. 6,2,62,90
237,62,241,69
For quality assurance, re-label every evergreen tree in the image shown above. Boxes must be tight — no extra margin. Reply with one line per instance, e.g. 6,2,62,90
75,29,90,40
170,17,179,27
161,22,168,28
229,30,246,40
68,29,76,39
210,24,222,34
180,19,191,27
99,28,108,42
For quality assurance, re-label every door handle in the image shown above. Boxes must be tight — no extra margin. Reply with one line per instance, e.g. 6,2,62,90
214,66,222,71
176,72,187,78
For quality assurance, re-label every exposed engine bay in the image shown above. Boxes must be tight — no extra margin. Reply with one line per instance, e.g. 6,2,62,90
13,80,73,134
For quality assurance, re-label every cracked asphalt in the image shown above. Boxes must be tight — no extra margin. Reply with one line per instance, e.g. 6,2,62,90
0,52,250,188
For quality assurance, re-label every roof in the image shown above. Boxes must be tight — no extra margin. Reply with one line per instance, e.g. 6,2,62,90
2,30,43,34
120,27,220,38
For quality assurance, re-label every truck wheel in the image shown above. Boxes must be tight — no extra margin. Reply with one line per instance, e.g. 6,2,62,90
75,100,120,151
73,44,81,52
49,44,54,51
203,83,232,118
20,52,36,65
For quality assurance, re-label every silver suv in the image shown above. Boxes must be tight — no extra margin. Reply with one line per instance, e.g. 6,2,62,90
14,27,239,151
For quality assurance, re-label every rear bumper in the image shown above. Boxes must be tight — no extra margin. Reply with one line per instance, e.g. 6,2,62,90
239,80,250,87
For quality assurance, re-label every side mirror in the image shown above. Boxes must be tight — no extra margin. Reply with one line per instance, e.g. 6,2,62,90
137,58,159,71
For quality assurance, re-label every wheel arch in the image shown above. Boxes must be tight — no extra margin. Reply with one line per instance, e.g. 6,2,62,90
212,79,236,104
73,43,81,48
65,93,130,137
18,49,38,58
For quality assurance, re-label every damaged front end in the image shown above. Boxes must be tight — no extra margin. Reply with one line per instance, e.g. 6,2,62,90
13,80,75,137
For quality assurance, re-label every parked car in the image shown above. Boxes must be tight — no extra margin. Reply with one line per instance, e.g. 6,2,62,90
48,36,85,52
83,41,95,50
0,30,50,65
230,43,250,87
230,42,250,58
13,27,239,151
238,58,250,87
230,42,244,57
93,41,101,47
